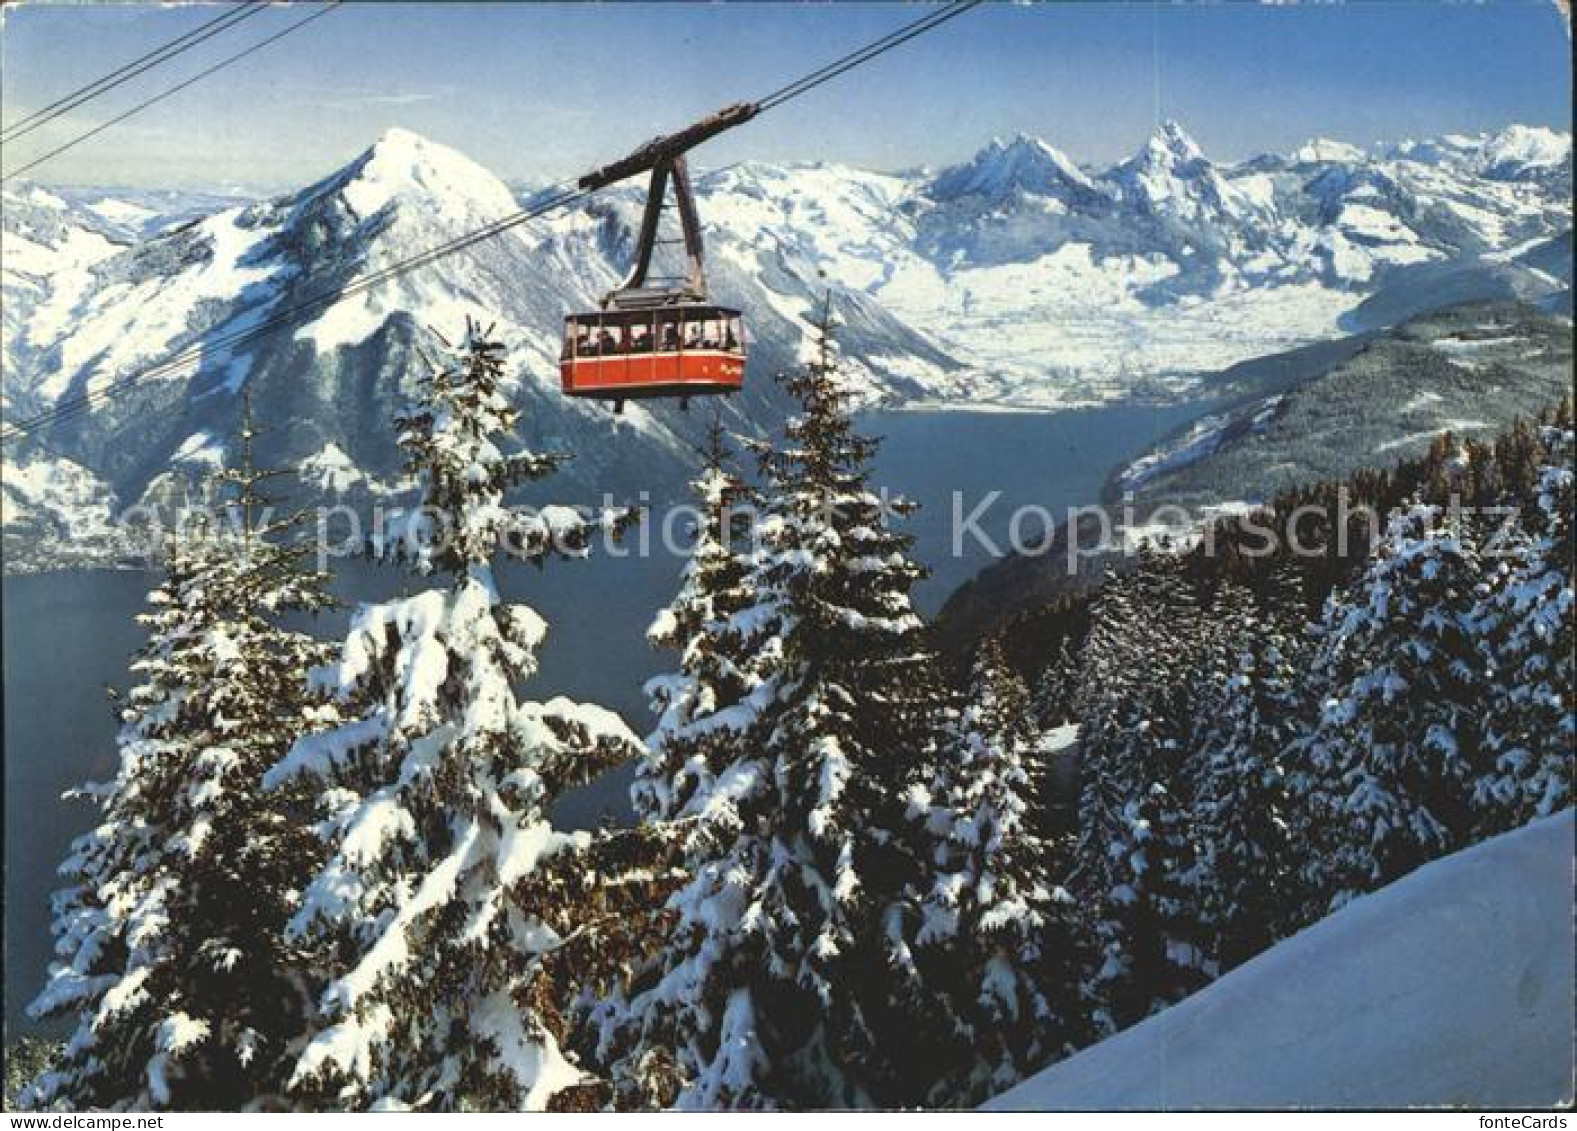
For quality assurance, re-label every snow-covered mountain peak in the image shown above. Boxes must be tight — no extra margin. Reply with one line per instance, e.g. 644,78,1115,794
1112,121,1218,195
1383,124,1572,181
1142,120,1208,168
1481,124,1571,178
329,127,520,225
928,133,1102,205
1108,120,1253,226
1292,137,1368,165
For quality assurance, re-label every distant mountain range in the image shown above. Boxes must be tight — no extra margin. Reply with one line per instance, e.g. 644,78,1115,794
1,121,1571,569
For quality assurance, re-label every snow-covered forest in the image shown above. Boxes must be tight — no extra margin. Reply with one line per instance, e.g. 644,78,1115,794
12,308,1572,1111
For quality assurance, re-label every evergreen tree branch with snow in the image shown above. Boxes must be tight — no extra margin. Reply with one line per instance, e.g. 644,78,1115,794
1183,568,1309,967
1290,500,1496,910
1475,426,1574,831
631,418,763,829
1070,544,1212,1034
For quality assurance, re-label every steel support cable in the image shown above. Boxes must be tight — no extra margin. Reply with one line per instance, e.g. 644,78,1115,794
1,3,271,144
2,3,344,182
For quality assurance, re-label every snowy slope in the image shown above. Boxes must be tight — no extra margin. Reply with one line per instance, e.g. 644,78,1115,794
1,183,248,405
2,183,130,401
987,809,1576,1110
0,451,131,572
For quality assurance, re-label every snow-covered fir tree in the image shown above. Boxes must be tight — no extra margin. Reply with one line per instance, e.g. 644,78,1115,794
26,419,337,1111
597,307,953,1109
909,638,1091,1106
1072,544,1211,1033
1475,425,1574,831
264,322,639,1111
1184,569,1309,968
6,1039,58,1108
1291,501,1493,911
1018,621,1088,844
582,421,771,1109
631,419,761,828
1031,638,1080,730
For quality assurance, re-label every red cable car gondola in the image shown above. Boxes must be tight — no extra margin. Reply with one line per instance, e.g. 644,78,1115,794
561,304,745,406
561,104,757,412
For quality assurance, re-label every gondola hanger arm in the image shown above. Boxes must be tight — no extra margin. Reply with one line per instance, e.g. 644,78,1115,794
578,102,759,192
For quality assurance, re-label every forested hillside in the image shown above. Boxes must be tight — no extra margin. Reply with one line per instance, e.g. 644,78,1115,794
1015,403,1573,1034
936,303,1572,653
12,319,1572,1110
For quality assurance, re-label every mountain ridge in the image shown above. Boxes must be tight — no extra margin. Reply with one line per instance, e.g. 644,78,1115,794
2,121,1570,569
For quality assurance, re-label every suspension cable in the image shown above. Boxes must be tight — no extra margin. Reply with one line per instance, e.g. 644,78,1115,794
1,3,271,144
2,3,344,183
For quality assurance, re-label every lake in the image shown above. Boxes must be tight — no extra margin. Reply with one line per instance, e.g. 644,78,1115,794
2,400,1207,1035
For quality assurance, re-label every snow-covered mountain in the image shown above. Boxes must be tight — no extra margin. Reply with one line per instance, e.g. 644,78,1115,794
1,128,968,551
1,121,1570,566
3,184,134,391
2,183,255,380
928,133,1109,208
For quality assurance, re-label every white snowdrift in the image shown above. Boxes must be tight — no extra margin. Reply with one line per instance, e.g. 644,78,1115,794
989,809,1575,1110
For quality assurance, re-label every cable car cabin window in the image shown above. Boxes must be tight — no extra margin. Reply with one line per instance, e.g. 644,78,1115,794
683,314,737,351
596,323,624,356
567,319,594,360
656,314,681,351
628,319,654,355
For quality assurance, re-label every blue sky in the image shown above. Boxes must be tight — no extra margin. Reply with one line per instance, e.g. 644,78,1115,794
2,1,1571,188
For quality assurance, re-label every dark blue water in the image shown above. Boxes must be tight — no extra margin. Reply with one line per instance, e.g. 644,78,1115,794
867,404,1205,609
2,401,1204,1035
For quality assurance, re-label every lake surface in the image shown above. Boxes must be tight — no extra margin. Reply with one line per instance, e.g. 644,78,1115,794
2,401,1206,1035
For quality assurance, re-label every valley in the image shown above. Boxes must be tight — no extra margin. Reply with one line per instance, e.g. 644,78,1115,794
3,115,1569,1030
2,107,1570,1103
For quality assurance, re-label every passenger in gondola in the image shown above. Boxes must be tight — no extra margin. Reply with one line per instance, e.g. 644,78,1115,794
599,329,619,355
629,324,653,353
684,323,704,349
660,323,679,350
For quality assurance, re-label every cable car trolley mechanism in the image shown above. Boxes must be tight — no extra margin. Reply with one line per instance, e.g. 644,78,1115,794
560,102,758,412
